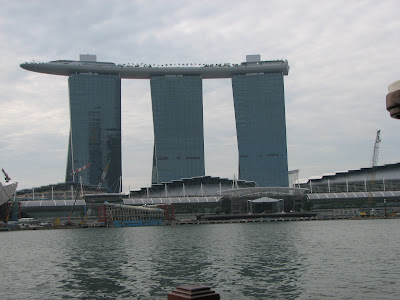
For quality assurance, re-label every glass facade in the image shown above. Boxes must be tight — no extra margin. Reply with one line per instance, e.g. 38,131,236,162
65,74,122,189
232,73,289,187
150,76,205,184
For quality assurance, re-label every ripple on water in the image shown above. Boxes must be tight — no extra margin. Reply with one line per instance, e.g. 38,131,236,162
0,219,400,299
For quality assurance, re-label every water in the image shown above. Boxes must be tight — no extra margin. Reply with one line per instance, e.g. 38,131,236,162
1,219,400,299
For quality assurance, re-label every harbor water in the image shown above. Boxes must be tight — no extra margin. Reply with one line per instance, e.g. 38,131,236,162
1,219,399,299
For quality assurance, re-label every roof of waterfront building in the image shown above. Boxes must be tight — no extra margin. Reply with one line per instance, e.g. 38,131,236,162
298,162,400,184
128,175,257,197
306,191,400,201
220,187,308,197
16,181,109,196
123,197,222,205
20,54,289,79
20,199,86,208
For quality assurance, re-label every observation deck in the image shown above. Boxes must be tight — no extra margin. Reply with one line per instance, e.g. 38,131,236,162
20,57,289,79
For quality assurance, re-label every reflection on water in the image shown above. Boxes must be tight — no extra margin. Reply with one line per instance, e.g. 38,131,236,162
59,230,132,299
1,220,400,299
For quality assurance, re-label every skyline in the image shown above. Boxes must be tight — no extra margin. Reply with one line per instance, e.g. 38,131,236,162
21,55,291,188
1,0,399,191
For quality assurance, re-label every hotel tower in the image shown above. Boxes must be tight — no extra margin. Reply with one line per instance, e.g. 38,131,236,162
21,54,289,188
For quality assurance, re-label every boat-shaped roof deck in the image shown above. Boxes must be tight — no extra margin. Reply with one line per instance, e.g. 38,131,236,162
20,59,289,79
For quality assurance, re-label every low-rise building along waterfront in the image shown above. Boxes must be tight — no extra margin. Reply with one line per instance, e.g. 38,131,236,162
299,162,400,210
13,176,307,220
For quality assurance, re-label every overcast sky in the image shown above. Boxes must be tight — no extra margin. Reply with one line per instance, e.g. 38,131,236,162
1,0,399,191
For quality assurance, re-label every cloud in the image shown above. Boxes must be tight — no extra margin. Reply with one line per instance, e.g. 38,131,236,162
1,0,399,189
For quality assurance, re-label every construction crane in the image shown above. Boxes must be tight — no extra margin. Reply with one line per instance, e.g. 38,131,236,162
65,162,91,225
371,130,381,168
366,130,381,211
65,180,83,226
82,160,111,224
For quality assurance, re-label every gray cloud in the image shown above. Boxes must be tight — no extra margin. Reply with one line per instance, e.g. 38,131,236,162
1,0,399,190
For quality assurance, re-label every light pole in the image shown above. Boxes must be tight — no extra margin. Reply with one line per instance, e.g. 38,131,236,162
384,198,387,218
247,200,252,214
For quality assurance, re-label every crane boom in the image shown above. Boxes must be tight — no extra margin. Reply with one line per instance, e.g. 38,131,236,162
96,160,111,190
83,160,112,224
371,130,381,168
